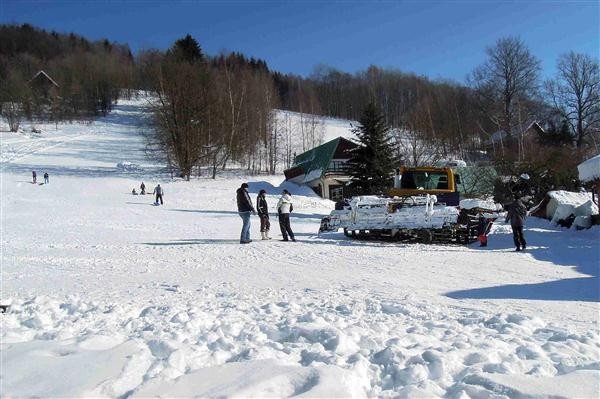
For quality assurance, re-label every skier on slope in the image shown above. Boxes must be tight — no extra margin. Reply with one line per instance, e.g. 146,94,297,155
256,189,271,240
153,184,164,205
140,182,146,195
236,183,256,244
505,195,527,251
32,171,37,184
277,189,295,242
43,172,49,184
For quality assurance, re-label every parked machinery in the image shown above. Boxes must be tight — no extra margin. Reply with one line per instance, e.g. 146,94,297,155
319,167,501,244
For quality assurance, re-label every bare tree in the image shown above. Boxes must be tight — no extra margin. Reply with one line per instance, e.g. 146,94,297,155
470,36,541,156
545,52,600,149
0,69,28,132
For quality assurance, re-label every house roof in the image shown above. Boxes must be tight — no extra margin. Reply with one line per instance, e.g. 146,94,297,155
284,137,356,182
28,70,59,88
489,120,544,144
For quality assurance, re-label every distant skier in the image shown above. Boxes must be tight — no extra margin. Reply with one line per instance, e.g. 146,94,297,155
43,172,49,184
505,196,527,251
132,188,138,195
257,189,271,240
32,171,37,184
237,183,256,244
140,182,146,195
277,189,295,242
153,184,164,205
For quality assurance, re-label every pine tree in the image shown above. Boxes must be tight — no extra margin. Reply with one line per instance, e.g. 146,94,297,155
346,102,397,195
168,34,203,64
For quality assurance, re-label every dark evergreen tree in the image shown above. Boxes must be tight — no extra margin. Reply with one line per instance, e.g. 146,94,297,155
168,34,203,64
347,102,397,195
538,120,573,147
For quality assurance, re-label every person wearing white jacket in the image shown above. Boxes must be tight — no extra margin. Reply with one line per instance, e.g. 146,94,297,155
277,189,296,242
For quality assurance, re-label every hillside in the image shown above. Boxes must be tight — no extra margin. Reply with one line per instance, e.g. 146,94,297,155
1,98,599,398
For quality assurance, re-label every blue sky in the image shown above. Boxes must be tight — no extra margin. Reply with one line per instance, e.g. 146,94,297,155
1,0,598,82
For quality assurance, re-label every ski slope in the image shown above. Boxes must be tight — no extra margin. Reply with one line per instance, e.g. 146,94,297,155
1,98,599,398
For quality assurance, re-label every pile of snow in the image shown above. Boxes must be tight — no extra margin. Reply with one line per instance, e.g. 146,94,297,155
577,153,600,182
543,191,599,229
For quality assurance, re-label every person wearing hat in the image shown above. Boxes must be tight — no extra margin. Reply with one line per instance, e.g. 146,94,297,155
505,195,527,251
236,183,256,244
277,189,295,242
256,189,271,240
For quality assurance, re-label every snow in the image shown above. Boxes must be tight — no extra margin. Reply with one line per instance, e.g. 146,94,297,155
543,190,599,223
578,153,600,182
2,98,599,398
460,198,502,211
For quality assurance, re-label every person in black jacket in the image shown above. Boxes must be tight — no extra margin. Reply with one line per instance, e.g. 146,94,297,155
505,196,527,251
236,183,256,244
256,189,271,240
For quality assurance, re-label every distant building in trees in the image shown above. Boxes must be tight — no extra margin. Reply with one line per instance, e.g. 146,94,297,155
488,120,545,157
284,137,359,201
28,70,60,100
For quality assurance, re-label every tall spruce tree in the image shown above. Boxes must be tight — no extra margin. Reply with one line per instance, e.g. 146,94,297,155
347,102,397,195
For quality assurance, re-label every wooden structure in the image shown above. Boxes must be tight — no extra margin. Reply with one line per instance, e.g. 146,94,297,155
284,137,359,201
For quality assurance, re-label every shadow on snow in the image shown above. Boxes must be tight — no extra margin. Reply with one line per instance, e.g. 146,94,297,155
446,220,600,302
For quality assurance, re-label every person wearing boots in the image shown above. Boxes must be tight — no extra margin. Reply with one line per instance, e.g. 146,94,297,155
257,189,271,240
153,184,164,205
237,183,256,244
277,189,295,242
505,195,527,251
140,182,146,195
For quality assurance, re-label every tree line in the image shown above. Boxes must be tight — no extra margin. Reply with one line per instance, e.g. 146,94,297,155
1,25,598,185
0,24,134,130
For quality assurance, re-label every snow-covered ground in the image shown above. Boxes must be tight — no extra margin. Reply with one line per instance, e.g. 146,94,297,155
1,98,599,398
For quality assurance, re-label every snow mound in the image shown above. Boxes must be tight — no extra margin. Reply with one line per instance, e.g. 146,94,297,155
545,191,598,224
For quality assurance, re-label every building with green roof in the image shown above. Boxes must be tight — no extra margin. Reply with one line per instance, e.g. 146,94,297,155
284,137,359,201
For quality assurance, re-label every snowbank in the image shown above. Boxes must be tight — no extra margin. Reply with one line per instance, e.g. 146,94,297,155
542,191,599,225
577,153,600,182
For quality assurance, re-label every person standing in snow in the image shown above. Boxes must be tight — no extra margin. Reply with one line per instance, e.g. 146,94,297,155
140,182,146,195
277,189,295,242
237,183,256,244
153,184,164,205
505,196,527,251
32,170,37,184
43,172,49,184
256,189,271,240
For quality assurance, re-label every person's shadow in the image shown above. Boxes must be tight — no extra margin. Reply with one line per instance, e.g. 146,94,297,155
446,220,599,302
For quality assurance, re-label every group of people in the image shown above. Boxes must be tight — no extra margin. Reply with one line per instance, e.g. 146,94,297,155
31,171,49,184
236,183,295,244
132,182,164,205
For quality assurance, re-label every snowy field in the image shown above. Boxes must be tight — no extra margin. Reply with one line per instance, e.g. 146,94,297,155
1,98,599,398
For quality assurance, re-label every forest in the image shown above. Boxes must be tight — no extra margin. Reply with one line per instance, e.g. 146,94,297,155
1,23,598,185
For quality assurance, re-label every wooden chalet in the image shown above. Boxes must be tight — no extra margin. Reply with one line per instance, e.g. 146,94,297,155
284,137,359,201
28,70,60,99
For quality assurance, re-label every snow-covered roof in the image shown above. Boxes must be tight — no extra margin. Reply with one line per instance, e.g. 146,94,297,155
577,154,600,183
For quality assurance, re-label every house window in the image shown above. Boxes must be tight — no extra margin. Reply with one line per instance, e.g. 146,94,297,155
329,185,344,201
328,160,347,172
